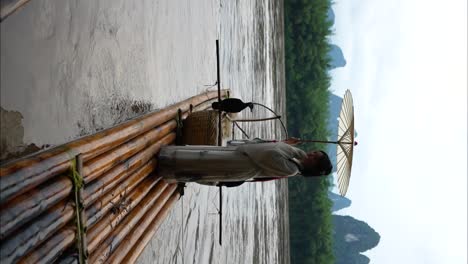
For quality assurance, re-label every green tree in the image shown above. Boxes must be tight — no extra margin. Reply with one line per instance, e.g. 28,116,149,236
284,0,335,263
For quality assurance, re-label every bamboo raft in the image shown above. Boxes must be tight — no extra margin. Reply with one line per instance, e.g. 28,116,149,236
0,90,229,264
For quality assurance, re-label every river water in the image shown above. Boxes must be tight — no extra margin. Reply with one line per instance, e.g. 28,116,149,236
0,0,289,263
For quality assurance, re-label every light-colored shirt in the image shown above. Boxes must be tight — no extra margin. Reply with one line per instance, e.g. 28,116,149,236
158,142,307,183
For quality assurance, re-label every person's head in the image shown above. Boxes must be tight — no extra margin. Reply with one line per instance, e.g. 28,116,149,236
300,150,333,177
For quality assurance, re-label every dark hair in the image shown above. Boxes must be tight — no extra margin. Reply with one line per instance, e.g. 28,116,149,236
301,150,333,177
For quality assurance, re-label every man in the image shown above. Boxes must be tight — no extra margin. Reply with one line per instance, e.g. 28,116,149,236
157,138,332,186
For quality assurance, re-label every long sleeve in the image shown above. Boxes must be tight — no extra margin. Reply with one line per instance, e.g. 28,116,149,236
237,142,307,177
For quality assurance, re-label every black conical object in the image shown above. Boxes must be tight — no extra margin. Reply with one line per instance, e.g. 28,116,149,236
212,98,254,113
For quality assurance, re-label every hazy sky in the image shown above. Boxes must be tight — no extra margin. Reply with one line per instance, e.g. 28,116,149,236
329,0,467,263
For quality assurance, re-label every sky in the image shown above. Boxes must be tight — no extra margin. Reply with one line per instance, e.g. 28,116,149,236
328,0,467,263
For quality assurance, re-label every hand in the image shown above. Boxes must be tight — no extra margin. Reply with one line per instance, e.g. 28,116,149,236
283,137,301,145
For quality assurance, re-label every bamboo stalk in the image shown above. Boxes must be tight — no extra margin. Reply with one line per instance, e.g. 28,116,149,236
18,226,76,264
83,120,176,183
109,191,180,264
79,97,214,185
56,255,79,264
85,160,158,228
1,160,157,262
83,132,175,206
0,0,31,22
86,178,167,253
0,174,71,239
0,201,73,263
89,184,177,263
0,90,227,204
53,245,80,264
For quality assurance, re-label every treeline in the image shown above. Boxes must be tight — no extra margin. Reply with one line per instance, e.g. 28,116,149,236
284,0,335,263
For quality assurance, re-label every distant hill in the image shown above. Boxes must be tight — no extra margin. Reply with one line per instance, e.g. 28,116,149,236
333,215,381,264
327,7,346,70
328,44,347,69
328,191,351,212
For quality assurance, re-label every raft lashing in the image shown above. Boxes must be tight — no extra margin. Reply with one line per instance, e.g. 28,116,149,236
0,90,229,264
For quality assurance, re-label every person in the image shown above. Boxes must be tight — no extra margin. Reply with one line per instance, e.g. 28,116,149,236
157,138,332,187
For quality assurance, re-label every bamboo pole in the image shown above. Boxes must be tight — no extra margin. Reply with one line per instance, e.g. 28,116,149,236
18,226,76,264
83,120,176,183
0,174,71,239
85,160,158,228
0,0,31,22
79,96,215,185
109,191,180,264
86,178,167,253
57,255,79,264
0,118,173,239
89,184,177,263
0,90,227,203
1,160,157,262
0,201,74,263
83,132,175,206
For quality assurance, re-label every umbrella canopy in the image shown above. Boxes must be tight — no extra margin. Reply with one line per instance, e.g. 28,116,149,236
293,90,356,196
336,89,355,196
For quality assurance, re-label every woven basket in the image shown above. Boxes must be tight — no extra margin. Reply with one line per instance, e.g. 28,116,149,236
182,110,220,145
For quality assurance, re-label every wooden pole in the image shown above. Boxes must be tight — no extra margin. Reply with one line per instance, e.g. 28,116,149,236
219,185,222,245
216,40,222,146
216,39,223,246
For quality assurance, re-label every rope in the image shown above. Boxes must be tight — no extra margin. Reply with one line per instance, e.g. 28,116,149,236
233,121,250,139
70,158,83,190
69,156,87,264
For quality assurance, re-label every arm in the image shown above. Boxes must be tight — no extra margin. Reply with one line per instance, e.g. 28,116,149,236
228,138,300,146
282,137,301,146
250,176,288,182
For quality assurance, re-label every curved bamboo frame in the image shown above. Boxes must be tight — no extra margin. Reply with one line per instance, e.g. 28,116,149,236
336,89,355,196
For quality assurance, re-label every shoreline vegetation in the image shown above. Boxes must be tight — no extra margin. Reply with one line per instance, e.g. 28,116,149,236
284,0,335,263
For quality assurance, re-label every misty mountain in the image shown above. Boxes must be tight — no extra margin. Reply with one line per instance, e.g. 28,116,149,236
333,215,381,264
328,191,352,212
328,44,347,69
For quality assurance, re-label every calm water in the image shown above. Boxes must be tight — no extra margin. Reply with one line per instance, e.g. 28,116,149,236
0,0,288,263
